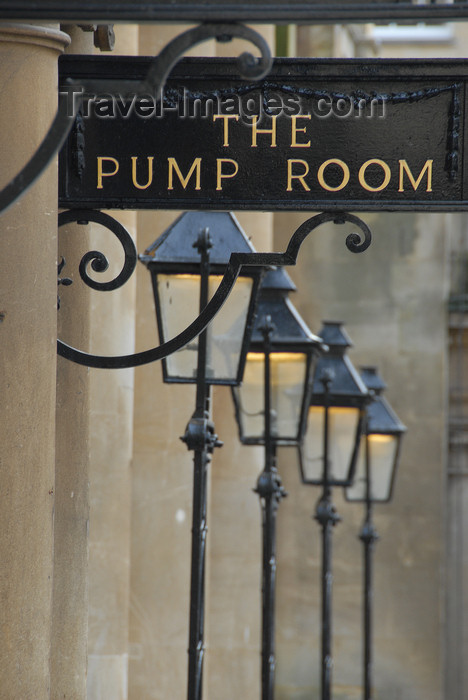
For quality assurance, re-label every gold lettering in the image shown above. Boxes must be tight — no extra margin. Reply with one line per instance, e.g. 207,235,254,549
287,159,310,192
291,115,311,148
167,157,201,190
317,159,350,192
216,159,239,190
358,159,391,192
251,116,277,147
398,159,433,192
96,156,119,189
131,156,154,190
213,115,239,147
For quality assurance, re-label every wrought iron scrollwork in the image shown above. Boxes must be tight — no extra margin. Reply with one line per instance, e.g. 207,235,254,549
58,209,137,292
0,23,272,216
57,210,372,369
140,23,272,93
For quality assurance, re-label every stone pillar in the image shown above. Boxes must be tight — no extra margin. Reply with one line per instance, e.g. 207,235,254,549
86,25,138,700
0,22,69,699
51,24,94,700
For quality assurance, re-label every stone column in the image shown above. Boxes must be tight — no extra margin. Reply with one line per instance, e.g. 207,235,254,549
0,22,69,699
85,25,138,700
51,24,94,700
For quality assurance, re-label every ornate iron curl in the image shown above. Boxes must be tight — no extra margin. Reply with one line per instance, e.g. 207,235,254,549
0,23,272,216
58,209,137,292
57,211,372,369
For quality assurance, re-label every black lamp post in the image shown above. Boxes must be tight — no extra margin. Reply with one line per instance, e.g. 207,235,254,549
140,211,263,700
299,321,369,700
345,366,406,700
232,268,324,700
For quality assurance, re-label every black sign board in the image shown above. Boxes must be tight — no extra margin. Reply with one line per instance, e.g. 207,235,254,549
4,0,468,23
59,56,468,212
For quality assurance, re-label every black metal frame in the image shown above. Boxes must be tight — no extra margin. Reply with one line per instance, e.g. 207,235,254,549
300,321,370,489
233,349,315,447
140,213,264,387
2,1,468,23
232,269,324,446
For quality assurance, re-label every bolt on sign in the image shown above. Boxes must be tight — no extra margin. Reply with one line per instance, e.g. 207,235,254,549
59,56,468,212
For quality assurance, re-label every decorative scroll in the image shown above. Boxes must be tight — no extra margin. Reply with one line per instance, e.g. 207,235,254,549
57,210,372,369
58,209,138,292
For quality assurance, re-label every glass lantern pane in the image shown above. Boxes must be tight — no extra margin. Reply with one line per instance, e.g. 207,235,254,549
271,353,307,440
346,434,398,501
234,353,264,439
157,274,253,382
302,406,361,483
235,352,307,441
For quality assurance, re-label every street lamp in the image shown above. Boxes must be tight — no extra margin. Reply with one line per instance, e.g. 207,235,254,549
231,267,324,700
299,321,369,700
142,211,262,385
140,210,263,700
345,366,406,700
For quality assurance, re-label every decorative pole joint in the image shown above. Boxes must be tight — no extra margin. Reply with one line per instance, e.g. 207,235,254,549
314,497,342,528
255,469,287,504
359,520,379,545
181,412,223,453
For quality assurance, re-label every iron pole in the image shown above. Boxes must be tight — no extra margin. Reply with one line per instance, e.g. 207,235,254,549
255,317,286,700
182,230,222,700
314,373,341,700
359,434,379,700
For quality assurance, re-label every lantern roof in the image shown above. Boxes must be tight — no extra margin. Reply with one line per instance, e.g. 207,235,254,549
140,211,256,266
250,268,324,349
311,321,369,407
361,367,406,436
359,365,387,394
